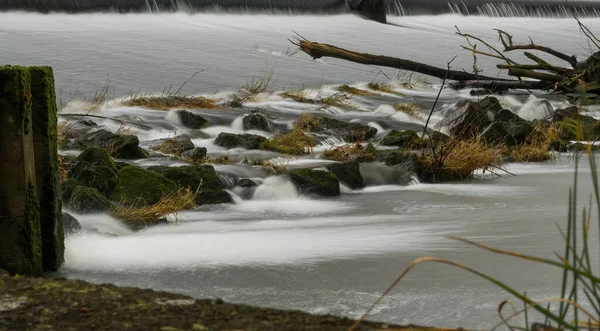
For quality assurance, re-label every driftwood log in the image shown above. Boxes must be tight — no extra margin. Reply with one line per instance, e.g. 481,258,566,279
291,20,600,96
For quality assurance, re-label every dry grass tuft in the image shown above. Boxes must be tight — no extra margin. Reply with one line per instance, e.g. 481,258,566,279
393,103,423,119
419,139,502,182
260,129,314,155
336,85,373,96
508,122,560,162
58,155,69,184
279,90,359,110
123,95,222,110
368,82,399,94
323,143,364,161
109,187,197,227
261,158,290,174
116,123,139,136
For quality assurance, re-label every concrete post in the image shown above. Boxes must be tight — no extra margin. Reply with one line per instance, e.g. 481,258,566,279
0,66,43,276
30,67,64,272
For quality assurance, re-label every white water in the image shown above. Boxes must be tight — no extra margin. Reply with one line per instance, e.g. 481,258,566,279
7,9,599,328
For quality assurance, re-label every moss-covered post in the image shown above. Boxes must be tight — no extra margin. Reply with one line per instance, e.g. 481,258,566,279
0,66,43,276
30,67,64,271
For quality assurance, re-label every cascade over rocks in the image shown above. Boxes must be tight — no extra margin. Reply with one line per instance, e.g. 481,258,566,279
147,165,233,205
288,169,340,197
326,160,364,189
215,132,267,149
83,129,148,159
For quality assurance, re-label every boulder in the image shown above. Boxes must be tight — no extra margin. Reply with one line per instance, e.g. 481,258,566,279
480,122,512,145
84,130,148,159
380,130,426,148
494,109,527,123
175,109,209,129
62,212,81,234
289,169,340,197
443,99,495,137
381,150,420,174
477,96,503,113
60,179,84,204
326,160,364,189
76,147,117,173
237,178,257,187
504,120,534,145
356,143,378,162
215,132,267,149
553,106,580,122
181,147,208,163
243,113,272,132
150,135,195,155
147,165,232,205
67,161,119,197
110,166,178,206
304,116,377,142
349,0,386,24
67,186,111,214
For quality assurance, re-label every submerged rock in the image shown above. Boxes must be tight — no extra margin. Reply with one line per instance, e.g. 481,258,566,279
150,135,195,155
67,186,112,213
381,150,420,174
237,178,257,187
110,166,178,206
147,165,232,205
243,113,273,132
215,132,267,149
84,130,148,159
62,212,81,234
288,169,340,197
175,109,209,129
180,147,208,163
380,130,426,148
326,160,364,190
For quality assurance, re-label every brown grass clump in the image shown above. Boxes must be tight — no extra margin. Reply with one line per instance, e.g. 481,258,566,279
279,90,359,110
336,85,373,96
367,82,402,95
261,158,290,174
109,187,197,228
418,139,502,182
58,155,69,184
260,129,314,155
508,122,560,162
393,103,423,119
123,95,222,110
323,143,364,161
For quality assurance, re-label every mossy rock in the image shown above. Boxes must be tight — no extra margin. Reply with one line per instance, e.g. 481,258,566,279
289,169,340,197
299,115,377,143
150,135,195,155
494,109,527,123
215,133,267,150
557,117,598,140
110,166,177,206
76,147,117,173
326,160,364,190
62,212,81,234
84,130,149,159
60,179,84,204
356,143,378,162
67,186,112,214
147,165,232,205
243,113,273,132
68,161,118,197
594,120,600,136
180,147,208,163
175,109,209,129
381,150,420,174
380,130,426,148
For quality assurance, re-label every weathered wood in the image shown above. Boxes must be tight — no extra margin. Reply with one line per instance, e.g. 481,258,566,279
450,80,554,91
292,39,511,82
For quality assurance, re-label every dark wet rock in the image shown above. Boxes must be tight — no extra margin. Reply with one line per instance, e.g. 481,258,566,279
175,109,209,129
349,0,386,24
67,186,112,214
481,122,513,145
110,166,178,206
76,147,117,173
505,120,535,145
557,115,599,140
68,161,119,197
147,165,233,205
243,113,273,132
469,89,494,96
430,131,450,144
237,178,257,187
553,106,580,122
326,160,364,190
477,96,503,113
380,130,426,148
78,120,97,127
356,143,378,162
60,179,82,204
289,169,340,197
62,212,81,234
307,116,377,142
215,132,267,149
381,150,420,174
150,135,195,155
442,98,496,137
495,109,527,123
550,139,569,152
84,130,148,159
180,147,208,162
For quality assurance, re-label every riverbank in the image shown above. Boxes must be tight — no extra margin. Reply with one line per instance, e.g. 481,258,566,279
0,269,435,331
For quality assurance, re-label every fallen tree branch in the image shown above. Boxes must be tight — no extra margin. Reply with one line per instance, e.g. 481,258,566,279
450,80,554,91
291,38,510,82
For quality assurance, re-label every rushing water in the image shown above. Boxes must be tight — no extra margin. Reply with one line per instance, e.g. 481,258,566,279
3,5,600,329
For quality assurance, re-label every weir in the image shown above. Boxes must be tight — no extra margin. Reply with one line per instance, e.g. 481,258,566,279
0,66,64,276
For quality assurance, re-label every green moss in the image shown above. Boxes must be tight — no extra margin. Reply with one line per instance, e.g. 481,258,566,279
76,147,117,173
357,143,378,162
289,169,340,197
24,182,43,276
68,186,112,213
380,130,427,148
110,166,178,206
30,67,64,271
68,161,119,197
0,66,32,136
